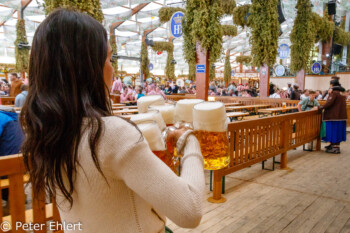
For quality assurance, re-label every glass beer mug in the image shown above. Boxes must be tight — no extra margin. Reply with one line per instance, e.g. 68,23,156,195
193,102,230,170
148,104,176,127
137,121,178,174
137,95,165,113
175,99,205,125
130,110,166,131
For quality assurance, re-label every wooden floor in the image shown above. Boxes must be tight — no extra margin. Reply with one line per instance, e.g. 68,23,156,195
168,134,350,233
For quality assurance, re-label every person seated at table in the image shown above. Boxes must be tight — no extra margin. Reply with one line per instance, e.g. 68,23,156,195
290,83,301,100
318,80,347,154
300,89,309,101
297,90,320,112
120,86,135,103
9,73,23,97
135,86,145,99
0,107,24,213
20,9,205,233
15,84,28,108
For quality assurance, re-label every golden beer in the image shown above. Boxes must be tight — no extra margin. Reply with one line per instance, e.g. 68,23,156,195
137,121,178,174
153,150,178,174
193,102,230,170
193,131,229,170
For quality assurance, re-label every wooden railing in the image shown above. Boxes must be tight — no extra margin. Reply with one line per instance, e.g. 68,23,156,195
0,154,62,233
210,110,322,202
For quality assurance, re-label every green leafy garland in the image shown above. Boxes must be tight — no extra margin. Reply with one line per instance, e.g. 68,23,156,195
334,27,350,45
141,42,150,79
151,42,175,80
15,19,29,73
109,34,118,74
219,0,236,15
232,5,250,28
290,0,315,73
250,0,279,67
44,0,104,22
188,61,196,81
158,7,185,24
224,55,231,84
312,12,334,43
222,25,238,37
209,63,216,81
235,55,251,64
184,0,224,64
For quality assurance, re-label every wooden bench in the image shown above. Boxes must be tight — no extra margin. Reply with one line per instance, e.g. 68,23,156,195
226,104,271,113
0,97,15,105
0,154,62,233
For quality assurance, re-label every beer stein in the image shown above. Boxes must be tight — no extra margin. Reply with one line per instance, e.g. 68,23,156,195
137,121,178,174
130,110,166,131
174,99,204,124
148,104,176,127
193,102,230,170
137,95,165,113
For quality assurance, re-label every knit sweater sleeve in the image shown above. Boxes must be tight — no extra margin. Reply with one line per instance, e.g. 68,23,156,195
103,118,205,228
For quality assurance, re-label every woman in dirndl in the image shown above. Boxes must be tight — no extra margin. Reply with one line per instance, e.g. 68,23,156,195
318,79,347,154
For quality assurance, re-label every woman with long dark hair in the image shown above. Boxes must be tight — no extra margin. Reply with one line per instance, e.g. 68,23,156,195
21,9,204,232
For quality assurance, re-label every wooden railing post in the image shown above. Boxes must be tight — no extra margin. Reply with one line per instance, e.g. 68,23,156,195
208,170,226,203
280,120,289,169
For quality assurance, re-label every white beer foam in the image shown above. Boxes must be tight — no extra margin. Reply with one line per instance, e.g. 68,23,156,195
137,95,165,113
175,99,205,123
149,105,175,125
137,122,166,151
130,111,166,131
193,102,227,132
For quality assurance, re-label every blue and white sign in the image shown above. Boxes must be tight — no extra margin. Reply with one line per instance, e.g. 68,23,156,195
170,12,184,38
148,63,153,71
278,44,290,59
196,64,206,73
312,62,322,74
275,65,285,76
231,70,235,76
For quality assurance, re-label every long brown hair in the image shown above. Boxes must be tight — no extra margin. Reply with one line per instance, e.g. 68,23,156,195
20,9,112,206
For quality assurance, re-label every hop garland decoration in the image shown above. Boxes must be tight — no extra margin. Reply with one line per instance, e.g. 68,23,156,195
249,0,279,67
222,25,238,37
224,55,231,85
15,19,29,73
160,0,238,81
44,0,104,22
232,5,250,28
290,0,316,73
109,34,118,75
151,42,175,80
235,55,251,64
209,63,216,81
159,7,185,24
141,42,150,79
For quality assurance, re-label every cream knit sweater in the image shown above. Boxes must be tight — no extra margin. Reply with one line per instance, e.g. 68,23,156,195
56,116,205,233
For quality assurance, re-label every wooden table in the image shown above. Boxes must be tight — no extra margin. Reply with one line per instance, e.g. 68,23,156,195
112,106,138,110
112,103,126,107
113,109,139,115
227,112,249,121
258,106,298,117
224,103,242,107
226,104,271,113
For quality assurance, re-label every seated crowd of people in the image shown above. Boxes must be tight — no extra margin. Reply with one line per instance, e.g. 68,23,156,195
0,73,28,107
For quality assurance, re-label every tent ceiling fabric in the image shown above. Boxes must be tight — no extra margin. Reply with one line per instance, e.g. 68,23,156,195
0,0,349,75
